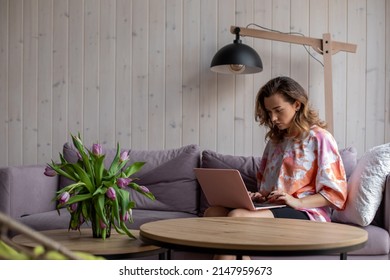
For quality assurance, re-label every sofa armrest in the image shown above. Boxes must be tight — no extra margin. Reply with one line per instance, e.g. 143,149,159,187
0,165,58,219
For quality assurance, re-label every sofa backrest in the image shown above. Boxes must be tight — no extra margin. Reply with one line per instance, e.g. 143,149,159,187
0,165,58,219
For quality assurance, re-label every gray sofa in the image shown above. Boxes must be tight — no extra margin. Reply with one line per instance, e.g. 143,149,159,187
0,144,389,260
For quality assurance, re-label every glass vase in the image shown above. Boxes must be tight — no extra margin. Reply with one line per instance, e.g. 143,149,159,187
90,205,111,239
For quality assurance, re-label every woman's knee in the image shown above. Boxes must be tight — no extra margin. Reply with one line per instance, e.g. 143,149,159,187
228,208,274,218
227,208,251,217
204,206,230,217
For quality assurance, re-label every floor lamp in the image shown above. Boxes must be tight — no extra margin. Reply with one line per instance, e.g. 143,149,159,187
210,26,357,134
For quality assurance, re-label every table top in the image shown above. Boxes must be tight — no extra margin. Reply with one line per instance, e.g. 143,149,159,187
140,217,368,256
12,228,165,259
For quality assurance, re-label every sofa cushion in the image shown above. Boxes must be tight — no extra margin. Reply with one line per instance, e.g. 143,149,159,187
60,143,201,214
332,143,390,226
347,225,389,255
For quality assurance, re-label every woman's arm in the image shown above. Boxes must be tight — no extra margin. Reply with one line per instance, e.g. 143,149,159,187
268,191,332,209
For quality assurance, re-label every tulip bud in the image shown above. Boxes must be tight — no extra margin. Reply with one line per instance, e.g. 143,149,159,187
117,178,132,189
119,150,129,162
99,219,107,229
106,187,116,200
120,210,131,222
74,135,82,145
69,203,78,213
44,166,57,177
92,143,103,156
139,185,150,193
58,192,70,204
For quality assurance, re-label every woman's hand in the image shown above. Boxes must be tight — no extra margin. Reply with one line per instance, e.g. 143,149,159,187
248,192,266,203
267,191,332,209
266,191,301,209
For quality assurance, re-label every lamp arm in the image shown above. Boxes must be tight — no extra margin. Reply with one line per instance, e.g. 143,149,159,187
230,26,356,55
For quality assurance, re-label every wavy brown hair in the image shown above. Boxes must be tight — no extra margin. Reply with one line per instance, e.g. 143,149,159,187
255,76,326,142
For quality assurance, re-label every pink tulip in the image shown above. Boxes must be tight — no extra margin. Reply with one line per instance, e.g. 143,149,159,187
92,143,103,156
99,219,107,229
70,203,78,212
120,210,131,222
117,178,132,189
58,192,70,204
139,185,150,193
106,187,116,200
44,166,57,177
119,150,129,162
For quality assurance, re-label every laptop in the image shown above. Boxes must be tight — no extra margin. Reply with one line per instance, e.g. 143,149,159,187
194,168,286,211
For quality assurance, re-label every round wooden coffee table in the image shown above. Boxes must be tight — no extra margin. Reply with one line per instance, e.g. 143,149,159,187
12,228,168,259
140,217,368,260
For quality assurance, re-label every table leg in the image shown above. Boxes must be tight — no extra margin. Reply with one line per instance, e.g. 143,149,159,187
159,249,171,260
340,252,347,260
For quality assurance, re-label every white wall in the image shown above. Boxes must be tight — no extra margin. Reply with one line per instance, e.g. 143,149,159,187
0,0,389,167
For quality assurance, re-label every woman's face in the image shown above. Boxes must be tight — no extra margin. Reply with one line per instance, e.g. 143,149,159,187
264,93,300,130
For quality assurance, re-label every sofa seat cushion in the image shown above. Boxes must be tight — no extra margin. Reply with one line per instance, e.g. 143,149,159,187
345,224,389,255
60,143,201,214
16,208,197,236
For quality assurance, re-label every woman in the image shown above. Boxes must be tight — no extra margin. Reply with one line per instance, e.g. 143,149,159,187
204,76,347,259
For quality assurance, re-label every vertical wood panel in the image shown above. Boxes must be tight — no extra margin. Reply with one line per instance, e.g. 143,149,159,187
252,0,272,155
309,0,328,120
165,0,183,149
83,0,99,146
290,0,309,90
99,0,116,147
182,0,200,146
115,0,132,147
0,0,8,167
52,0,68,156
346,0,367,154
216,0,234,154
22,0,38,165
148,0,165,149
37,0,53,163
366,0,386,149
386,0,390,142
8,0,23,166
68,0,84,141
271,0,290,77
235,0,254,156
329,0,348,148
131,0,149,149
199,0,217,152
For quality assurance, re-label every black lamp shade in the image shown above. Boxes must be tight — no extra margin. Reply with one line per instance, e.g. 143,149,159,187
210,42,263,74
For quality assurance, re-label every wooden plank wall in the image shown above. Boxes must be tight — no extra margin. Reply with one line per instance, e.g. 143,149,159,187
0,0,389,167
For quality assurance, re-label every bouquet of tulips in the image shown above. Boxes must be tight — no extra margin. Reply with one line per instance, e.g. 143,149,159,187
44,133,154,239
